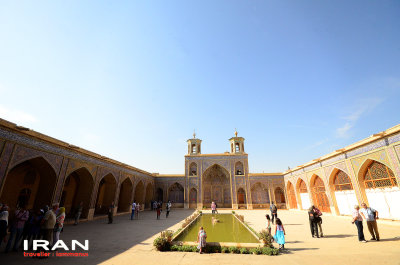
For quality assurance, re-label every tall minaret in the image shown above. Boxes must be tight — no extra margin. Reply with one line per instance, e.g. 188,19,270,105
187,130,202,155
229,129,245,154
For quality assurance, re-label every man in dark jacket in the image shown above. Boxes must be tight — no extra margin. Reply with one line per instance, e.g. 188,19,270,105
308,205,319,238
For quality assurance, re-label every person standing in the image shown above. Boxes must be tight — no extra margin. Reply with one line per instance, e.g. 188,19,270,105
52,207,65,247
135,203,140,219
308,206,319,238
40,204,57,248
360,203,380,241
153,201,157,212
74,202,83,225
108,202,115,224
131,201,136,220
352,205,367,243
197,226,207,254
0,205,9,248
156,202,161,220
265,214,271,235
5,205,29,252
166,201,171,218
211,202,216,214
313,206,324,237
270,202,278,225
273,218,286,250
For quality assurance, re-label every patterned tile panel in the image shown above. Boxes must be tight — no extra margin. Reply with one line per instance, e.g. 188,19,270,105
388,132,400,145
346,139,386,158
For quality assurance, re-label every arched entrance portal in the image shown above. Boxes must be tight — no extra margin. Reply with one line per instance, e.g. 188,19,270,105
360,160,399,220
331,170,357,215
134,181,145,206
118,178,133,212
287,182,297,209
95,174,117,215
275,187,286,204
311,175,331,213
0,157,57,212
61,168,94,218
189,188,197,208
168,183,184,208
156,188,163,202
297,179,311,210
202,164,232,208
237,188,246,205
145,183,154,209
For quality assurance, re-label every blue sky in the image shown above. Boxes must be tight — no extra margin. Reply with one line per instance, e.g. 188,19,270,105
0,1,399,173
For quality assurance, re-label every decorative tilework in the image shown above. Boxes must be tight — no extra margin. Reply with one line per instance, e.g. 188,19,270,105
388,132,400,145
350,150,390,175
346,140,386,158
387,147,400,178
321,154,346,167
0,127,153,179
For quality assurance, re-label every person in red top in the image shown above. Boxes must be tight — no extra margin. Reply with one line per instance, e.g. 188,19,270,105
5,205,29,252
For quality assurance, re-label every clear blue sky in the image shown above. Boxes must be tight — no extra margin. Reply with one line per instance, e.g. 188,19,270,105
0,1,399,173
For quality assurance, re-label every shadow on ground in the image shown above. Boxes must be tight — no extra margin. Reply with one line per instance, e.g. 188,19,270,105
0,209,195,265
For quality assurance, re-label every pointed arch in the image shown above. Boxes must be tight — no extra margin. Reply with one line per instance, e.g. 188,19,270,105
118,177,133,212
189,187,197,208
287,181,297,209
168,182,184,207
310,174,331,213
237,187,246,205
327,168,357,215
202,164,231,208
145,183,154,209
235,161,244,175
0,157,58,212
296,178,311,210
358,159,400,219
251,182,269,206
189,162,198,176
94,173,117,215
275,187,285,204
61,167,94,218
134,180,145,205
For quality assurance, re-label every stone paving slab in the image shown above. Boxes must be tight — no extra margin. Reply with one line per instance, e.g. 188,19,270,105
1,209,399,265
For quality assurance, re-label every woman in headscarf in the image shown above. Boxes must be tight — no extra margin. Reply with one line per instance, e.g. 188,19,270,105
53,207,65,247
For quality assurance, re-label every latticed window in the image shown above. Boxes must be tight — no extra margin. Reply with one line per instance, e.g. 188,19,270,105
287,183,297,209
334,170,353,191
364,161,397,189
312,176,331,213
299,180,308,193
313,177,326,192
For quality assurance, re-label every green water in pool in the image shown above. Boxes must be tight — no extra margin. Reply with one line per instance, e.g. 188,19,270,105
174,214,259,243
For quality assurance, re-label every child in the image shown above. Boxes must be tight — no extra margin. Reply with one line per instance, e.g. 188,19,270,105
273,218,286,250
197,226,207,254
266,214,271,234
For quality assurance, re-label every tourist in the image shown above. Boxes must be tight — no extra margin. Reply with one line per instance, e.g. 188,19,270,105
313,206,324,237
197,226,207,254
5,204,29,252
166,200,171,218
211,201,216,214
156,202,161,220
266,214,271,235
153,201,157,211
270,202,278,224
108,201,115,224
20,209,34,249
24,209,44,249
40,204,57,248
360,203,380,241
352,205,367,243
135,203,140,219
0,205,9,247
273,218,286,250
53,207,65,247
308,206,319,238
74,201,83,225
131,201,136,220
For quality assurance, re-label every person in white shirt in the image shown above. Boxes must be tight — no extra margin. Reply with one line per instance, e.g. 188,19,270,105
166,201,172,218
360,203,380,241
131,201,136,220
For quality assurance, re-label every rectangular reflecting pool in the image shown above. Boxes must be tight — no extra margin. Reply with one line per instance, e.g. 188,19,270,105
174,214,259,243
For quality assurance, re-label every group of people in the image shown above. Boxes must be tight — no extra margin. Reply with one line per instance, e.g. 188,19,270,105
0,202,67,253
267,203,286,250
308,205,324,238
130,200,172,221
352,203,380,243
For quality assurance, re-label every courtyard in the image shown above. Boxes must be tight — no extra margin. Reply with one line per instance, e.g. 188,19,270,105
1,209,399,265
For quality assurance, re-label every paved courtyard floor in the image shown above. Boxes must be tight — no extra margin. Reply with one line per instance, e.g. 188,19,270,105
1,209,399,265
